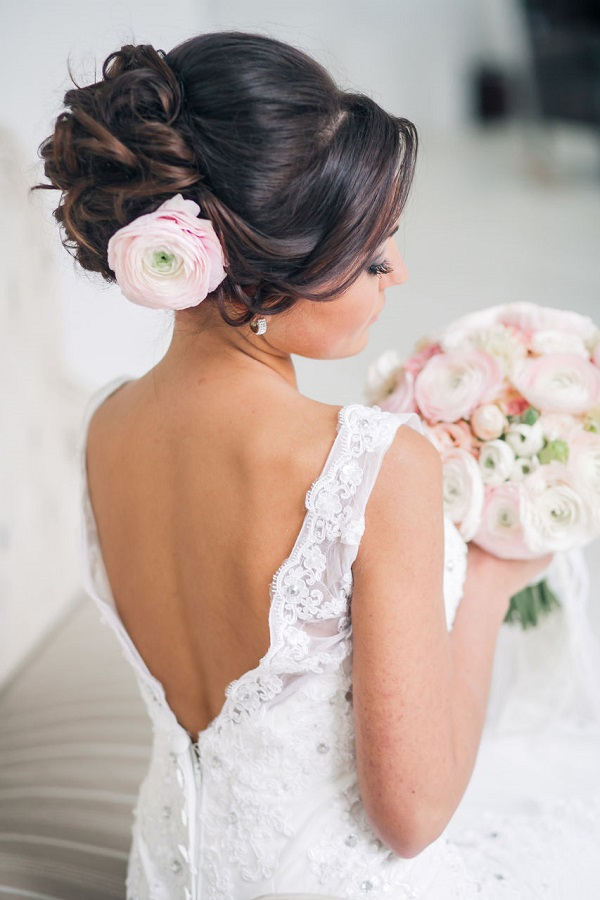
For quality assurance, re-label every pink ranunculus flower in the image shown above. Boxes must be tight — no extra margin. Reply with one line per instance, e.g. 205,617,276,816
431,420,475,453
593,338,600,368
107,194,227,310
441,447,485,541
512,353,600,414
474,482,537,559
499,302,598,344
379,367,418,413
404,342,443,377
414,348,503,423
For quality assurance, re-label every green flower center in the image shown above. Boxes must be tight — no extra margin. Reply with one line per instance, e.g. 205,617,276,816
152,249,177,271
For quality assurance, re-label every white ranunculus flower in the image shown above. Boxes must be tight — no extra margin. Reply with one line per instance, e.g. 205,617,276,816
530,329,589,358
478,439,516,486
436,305,505,350
364,350,402,405
440,322,526,377
441,448,485,541
471,403,507,441
476,323,528,376
510,456,540,482
524,462,591,552
568,431,600,531
505,421,545,457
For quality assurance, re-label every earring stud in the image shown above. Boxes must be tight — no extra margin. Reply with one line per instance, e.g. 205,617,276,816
250,316,267,335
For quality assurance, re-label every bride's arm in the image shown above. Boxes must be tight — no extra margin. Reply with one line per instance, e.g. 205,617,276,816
350,424,551,859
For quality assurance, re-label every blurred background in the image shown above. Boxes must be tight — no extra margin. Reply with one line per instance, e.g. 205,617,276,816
1,0,600,691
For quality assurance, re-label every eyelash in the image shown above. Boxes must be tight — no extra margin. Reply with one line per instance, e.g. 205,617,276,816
368,258,394,277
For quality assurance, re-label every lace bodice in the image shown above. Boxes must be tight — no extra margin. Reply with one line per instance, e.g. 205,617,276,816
78,375,471,900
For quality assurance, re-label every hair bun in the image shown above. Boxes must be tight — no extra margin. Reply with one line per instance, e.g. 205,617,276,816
100,44,184,125
34,43,199,281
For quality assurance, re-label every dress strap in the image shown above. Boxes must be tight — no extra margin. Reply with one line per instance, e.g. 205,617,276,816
261,403,425,677
340,404,425,542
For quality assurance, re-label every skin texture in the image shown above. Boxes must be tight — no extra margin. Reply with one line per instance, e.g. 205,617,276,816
85,230,551,857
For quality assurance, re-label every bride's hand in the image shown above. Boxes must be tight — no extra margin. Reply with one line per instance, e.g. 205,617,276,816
464,543,554,617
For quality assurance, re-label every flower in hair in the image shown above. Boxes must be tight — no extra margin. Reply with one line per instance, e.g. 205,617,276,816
107,194,227,310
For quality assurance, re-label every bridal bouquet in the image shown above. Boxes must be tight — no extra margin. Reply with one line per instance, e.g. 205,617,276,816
365,302,600,627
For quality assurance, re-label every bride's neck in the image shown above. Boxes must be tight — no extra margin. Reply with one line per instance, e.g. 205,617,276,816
155,304,299,394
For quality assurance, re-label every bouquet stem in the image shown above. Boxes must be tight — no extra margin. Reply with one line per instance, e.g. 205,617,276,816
504,579,561,628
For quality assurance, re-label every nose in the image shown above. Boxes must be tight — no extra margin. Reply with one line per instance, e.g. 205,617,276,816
392,253,408,285
382,239,408,287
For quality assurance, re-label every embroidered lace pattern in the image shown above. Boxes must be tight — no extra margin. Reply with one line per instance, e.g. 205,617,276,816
80,379,476,899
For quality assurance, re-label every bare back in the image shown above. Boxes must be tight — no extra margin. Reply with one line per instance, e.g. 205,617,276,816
84,373,342,740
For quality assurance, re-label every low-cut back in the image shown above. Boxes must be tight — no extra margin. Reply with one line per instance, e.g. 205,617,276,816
79,374,476,899
78,375,600,900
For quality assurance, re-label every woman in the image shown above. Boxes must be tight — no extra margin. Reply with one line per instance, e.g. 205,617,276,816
35,31,588,900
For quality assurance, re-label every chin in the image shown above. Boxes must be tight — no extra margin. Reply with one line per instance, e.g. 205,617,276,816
331,332,370,360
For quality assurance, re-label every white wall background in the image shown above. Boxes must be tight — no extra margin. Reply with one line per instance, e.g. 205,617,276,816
2,0,600,681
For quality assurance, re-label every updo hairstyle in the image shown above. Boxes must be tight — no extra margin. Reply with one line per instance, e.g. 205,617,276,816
34,32,418,326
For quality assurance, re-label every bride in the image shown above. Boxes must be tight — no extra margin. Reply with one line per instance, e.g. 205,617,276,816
35,30,600,899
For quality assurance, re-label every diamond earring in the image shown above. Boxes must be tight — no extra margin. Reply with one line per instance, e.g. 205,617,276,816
249,316,267,335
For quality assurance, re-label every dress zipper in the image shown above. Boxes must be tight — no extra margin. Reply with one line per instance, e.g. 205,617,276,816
188,741,202,900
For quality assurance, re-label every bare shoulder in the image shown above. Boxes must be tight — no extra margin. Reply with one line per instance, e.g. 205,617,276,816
85,378,138,465
353,420,443,575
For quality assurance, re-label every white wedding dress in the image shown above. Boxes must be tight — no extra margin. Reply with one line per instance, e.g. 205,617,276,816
79,375,600,900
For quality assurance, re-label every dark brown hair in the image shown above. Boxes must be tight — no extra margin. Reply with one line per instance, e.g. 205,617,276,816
33,32,418,326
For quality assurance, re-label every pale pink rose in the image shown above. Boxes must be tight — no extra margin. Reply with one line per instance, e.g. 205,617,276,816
414,349,503,423
512,354,600,414
441,448,485,541
499,302,597,344
107,194,227,310
593,339,600,368
523,462,592,552
471,403,507,440
404,342,443,377
379,367,418,413
473,483,538,559
431,420,474,453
